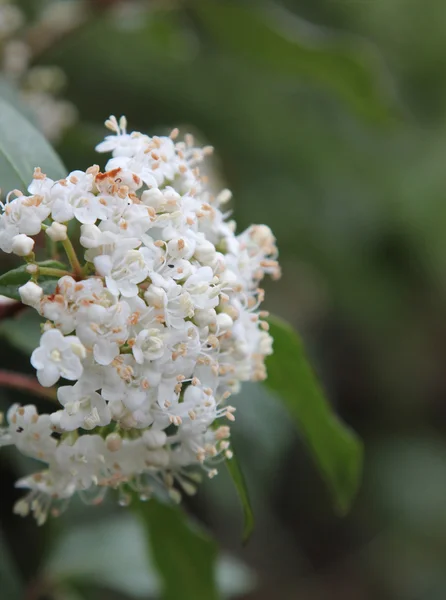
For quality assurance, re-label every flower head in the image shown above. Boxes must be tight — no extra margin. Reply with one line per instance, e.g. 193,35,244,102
0,116,280,523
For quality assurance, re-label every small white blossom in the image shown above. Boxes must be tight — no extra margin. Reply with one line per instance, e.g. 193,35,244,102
52,381,111,431
31,329,86,386
94,247,152,298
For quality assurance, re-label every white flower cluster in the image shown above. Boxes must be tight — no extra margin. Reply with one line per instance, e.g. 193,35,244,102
0,116,280,524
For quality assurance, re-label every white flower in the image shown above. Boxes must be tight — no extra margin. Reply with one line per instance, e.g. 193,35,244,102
76,301,130,365
53,434,108,489
132,327,165,364
0,194,49,252
31,329,86,386
183,267,219,310
53,381,111,431
2,404,56,460
50,170,103,224
94,247,152,297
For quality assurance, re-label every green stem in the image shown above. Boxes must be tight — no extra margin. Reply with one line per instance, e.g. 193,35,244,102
38,267,73,278
82,261,96,277
62,238,83,279
47,237,59,261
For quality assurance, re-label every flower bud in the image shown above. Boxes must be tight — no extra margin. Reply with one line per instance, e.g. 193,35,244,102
49,411,62,429
46,222,67,242
194,240,216,265
216,312,233,333
167,237,193,260
144,285,165,308
79,224,102,248
106,432,122,452
216,189,232,204
141,188,164,210
143,429,167,449
194,308,216,328
250,224,275,249
162,188,181,212
145,449,169,468
19,281,43,307
11,234,34,256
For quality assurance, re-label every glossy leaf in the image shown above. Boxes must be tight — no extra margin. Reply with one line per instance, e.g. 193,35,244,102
46,512,253,599
138,499,220,600
225,451,254,543
0,76,36,124
265,316,363,514
192,1,396,121
0,96,65,198
0,260,68,301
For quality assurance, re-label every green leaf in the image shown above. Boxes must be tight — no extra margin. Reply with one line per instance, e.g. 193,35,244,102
0,260,68,300
225,450,254,543
0,309,43,355
265,316,363,514
0,96,66,198
138,499,220,600
0,76,36,124
45,512,253,599
0,530,23,600
45,514,159,598
192,1,396,121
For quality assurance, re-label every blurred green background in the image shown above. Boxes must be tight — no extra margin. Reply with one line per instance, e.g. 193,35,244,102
3,0,446,598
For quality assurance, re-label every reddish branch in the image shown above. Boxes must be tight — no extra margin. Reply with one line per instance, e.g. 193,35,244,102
0,370,57,402
0,300,26,322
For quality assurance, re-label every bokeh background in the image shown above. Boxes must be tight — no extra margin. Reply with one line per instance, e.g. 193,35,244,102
2,0,446,598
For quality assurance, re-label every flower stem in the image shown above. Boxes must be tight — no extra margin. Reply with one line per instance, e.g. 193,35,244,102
62,238,83,279
38,267,73,278
0,370,57,402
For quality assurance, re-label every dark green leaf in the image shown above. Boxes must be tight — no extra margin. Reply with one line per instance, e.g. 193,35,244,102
192,1,396,121
0,531,23,600
225,451,254,543
0,309,43,355
265,316,363,514
0,260,69,300
137,499,220,600
0,96,66,198
45,512,253,599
